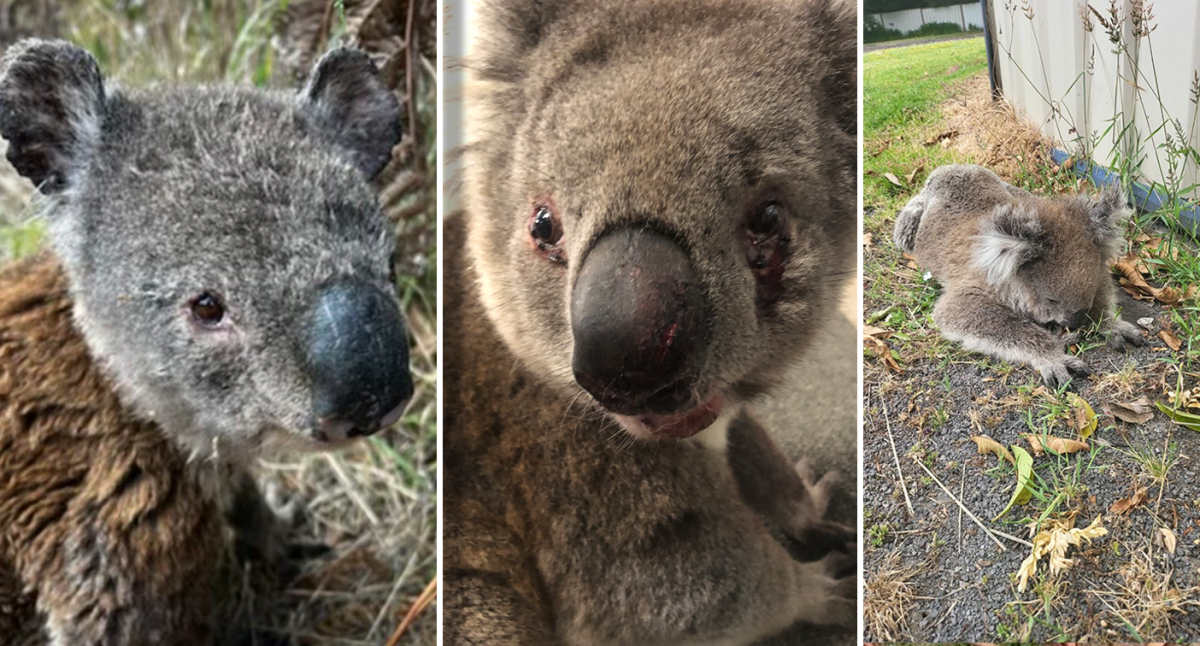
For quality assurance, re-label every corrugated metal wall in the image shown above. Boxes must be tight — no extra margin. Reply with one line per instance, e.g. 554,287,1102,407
992,1,1200,200
873,3,984,34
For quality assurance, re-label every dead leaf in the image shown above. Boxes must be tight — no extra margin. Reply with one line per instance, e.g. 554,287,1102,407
924,130,957,146
970,435,1014,464
1024,434,1089,455
905,164,924,185
1114,257,1188,305
1110,486,1149,515
883,172,903,188
1111,396,1155,424
863,325,893,340
863,335,903,373
1017,516,1107,593
863,233,873,251
1159,329,1183,351
1161,527,1178,554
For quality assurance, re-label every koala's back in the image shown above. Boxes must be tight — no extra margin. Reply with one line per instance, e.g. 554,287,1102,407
910,164,1025,280
0,255,220,640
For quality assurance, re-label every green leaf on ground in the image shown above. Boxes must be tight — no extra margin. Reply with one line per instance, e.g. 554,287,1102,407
995,445,1034,521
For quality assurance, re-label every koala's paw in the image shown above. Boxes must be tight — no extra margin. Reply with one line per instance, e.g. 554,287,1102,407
1038,355,1091,389
792,552,856,627
1108,318,1146,350
781,460,855,554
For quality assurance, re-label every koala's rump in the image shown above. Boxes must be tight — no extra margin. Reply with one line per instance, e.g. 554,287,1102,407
912,167,1020,282
0,255,220,638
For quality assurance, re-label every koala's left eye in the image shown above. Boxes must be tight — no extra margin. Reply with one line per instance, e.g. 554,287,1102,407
748,202,784,236
529,204,567,265
189,292,226,327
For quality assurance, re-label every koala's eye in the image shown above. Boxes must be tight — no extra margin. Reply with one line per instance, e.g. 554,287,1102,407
531,206,563,245
748,202,783,236
189,292,226,327
530,204,567,265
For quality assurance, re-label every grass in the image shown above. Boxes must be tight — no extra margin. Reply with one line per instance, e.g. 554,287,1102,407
0,2,437,644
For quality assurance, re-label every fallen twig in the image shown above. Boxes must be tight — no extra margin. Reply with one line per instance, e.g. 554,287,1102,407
910,455,1032,550
878,392,914,516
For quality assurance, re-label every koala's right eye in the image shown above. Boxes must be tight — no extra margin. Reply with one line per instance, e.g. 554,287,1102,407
189,293,226,327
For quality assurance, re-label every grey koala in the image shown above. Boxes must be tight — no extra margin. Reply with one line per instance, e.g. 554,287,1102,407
893,164,1144,388
0,39,409,644
444,0,857,644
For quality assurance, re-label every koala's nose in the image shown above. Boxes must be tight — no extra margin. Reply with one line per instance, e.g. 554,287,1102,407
308,281,413,441
571,229,707,415
1065,309,1091,330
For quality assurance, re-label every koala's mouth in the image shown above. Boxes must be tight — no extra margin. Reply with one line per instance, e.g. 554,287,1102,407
610,393,726,440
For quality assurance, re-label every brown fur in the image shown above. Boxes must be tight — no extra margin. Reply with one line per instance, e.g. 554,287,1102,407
0,255,220,644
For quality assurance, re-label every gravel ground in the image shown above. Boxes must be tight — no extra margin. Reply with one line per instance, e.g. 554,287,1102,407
864,287,1200,642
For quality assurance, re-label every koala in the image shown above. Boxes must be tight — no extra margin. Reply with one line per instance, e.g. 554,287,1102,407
0,39,410,645
444,0,857,644
893,164,1144,388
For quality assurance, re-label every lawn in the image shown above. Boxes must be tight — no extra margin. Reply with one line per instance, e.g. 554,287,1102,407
863,39,1200,643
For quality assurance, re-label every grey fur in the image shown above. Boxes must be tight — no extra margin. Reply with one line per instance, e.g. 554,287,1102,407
446,0,857,643
0,39,405,461
893,164,1144,388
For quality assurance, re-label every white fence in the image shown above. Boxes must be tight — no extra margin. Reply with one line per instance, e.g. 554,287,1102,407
991,2,1200,202
872,3,984,35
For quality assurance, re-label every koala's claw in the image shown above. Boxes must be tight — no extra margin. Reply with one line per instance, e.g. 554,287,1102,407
1039,356,1090,389
794,552,856,626
1108,319,1145,350
780,460,854,554
795,458,841,518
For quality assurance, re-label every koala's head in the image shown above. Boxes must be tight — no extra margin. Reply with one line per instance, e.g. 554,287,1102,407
972,184,1130,328
465,0,855,439
0,39,411,457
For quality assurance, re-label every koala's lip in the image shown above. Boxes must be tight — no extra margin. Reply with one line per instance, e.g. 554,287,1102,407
614,393,725,440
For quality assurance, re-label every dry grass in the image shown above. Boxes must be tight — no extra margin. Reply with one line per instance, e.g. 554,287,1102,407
864,552,923,642
1088,548,1200,641
0,2,437,644
939,75,1056,185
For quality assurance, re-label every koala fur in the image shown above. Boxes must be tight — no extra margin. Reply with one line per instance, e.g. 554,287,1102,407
893,164,1144,388
445,0,857,644
0,39,406,644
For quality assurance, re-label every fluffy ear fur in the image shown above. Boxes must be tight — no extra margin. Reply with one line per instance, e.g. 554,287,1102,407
0,39,106,194
972,203,1042,286
298,48,401,179
1086,181,1131,256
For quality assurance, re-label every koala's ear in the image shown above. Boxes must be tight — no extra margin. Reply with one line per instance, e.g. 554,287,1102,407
0,39,106,194
1085,182,1131,255
972,204,1042,286
299,48,402,179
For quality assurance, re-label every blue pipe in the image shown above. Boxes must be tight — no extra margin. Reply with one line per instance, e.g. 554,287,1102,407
1049,148,1200,235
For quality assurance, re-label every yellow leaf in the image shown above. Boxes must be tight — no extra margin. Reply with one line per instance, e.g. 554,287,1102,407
1068,394,1098,438
970,434,1014,464
1023,434,1089,455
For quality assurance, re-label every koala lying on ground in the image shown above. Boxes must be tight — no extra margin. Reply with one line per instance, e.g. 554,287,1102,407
0,39,410,644
893,164,1144,388
444,0,857,644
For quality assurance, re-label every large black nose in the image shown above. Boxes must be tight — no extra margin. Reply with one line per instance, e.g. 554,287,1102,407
571,229,707,415
307,281,413,440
